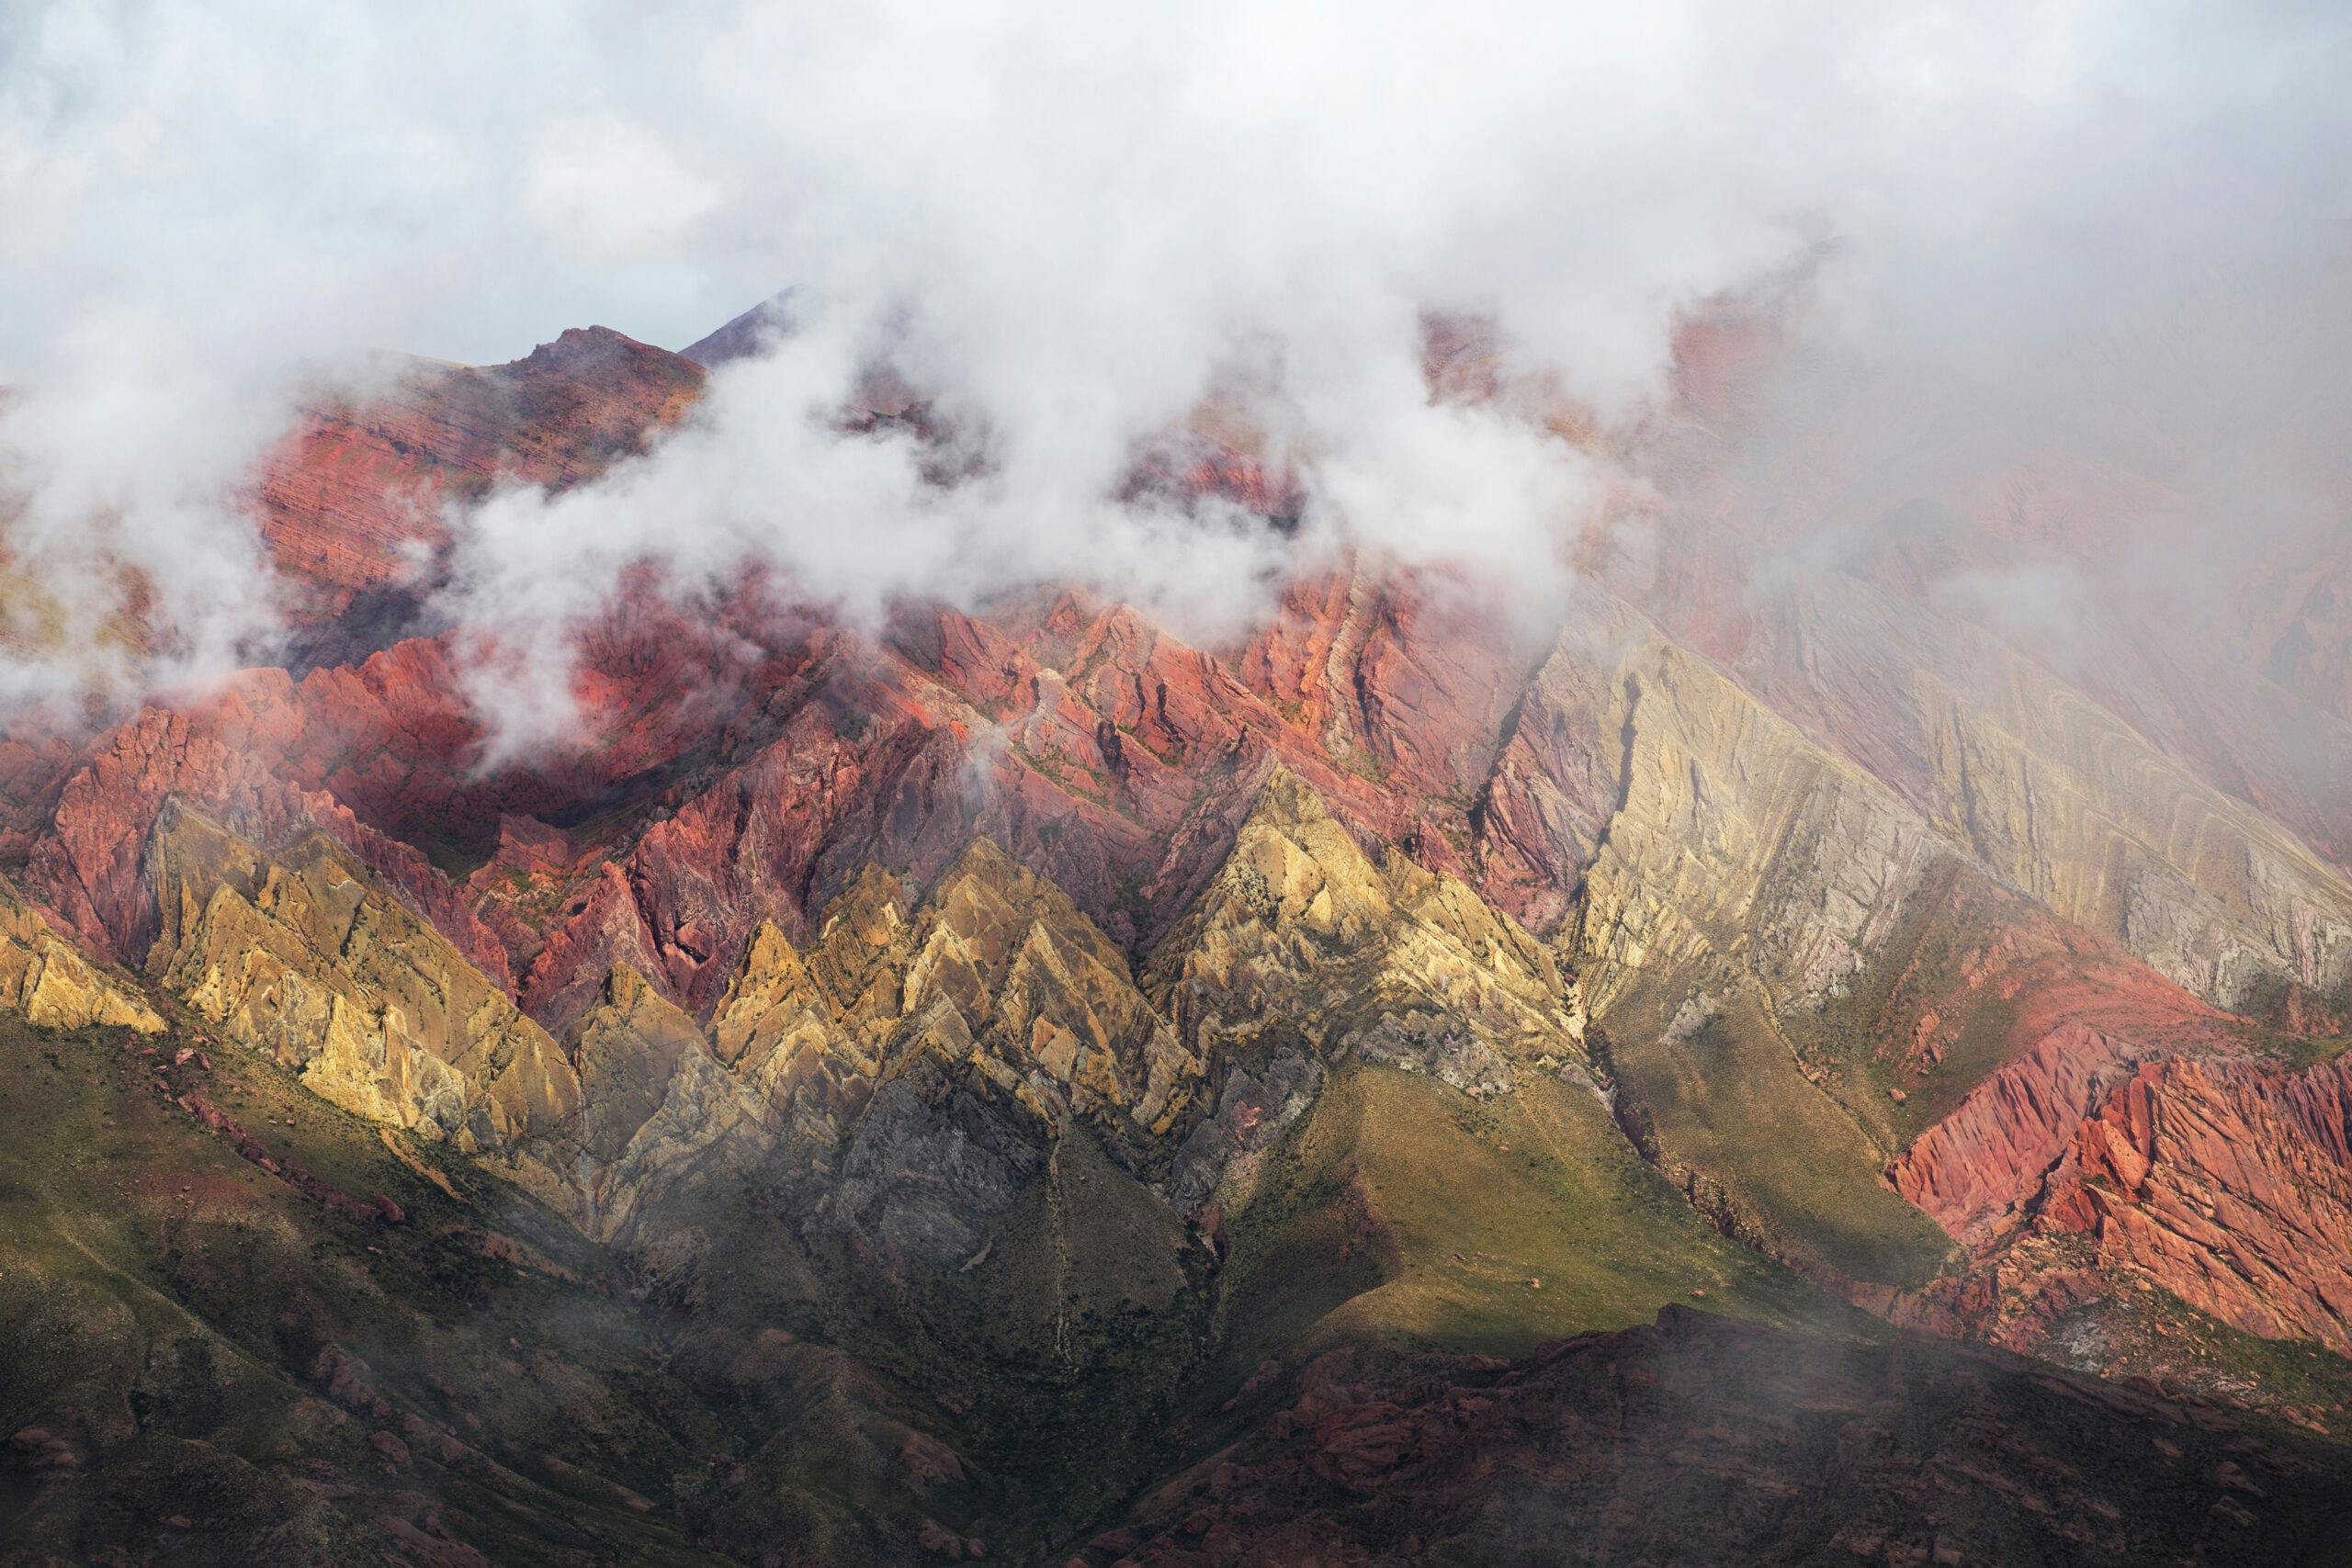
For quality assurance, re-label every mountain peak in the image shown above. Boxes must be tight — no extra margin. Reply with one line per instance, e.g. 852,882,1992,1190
679,290,795,367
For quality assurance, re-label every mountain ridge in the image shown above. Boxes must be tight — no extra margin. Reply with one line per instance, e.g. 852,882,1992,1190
6,297,2352,1562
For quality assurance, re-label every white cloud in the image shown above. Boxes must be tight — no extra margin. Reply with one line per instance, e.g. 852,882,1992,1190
523,115,725,267
0,0,2345,734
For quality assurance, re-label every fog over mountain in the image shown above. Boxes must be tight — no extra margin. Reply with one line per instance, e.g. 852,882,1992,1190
4,0,2346,725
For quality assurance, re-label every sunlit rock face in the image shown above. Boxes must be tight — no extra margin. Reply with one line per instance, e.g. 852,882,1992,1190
2049,1054,2352,1356
142,801,584,1208
87,760,1601,1264
1147,767,1581,1094
0,872,162,1032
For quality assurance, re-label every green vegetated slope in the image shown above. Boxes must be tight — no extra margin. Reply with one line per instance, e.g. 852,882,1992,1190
0,1017,736,1568
1591,983,1959,1292
1215,1062,1858,1369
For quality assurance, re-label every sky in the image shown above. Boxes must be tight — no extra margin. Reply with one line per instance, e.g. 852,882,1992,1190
1,0,2347,728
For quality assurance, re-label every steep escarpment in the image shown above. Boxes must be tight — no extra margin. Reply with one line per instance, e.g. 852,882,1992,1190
1917,658,2352,1015
2052,1053,2352,1355
18,530,2352,1450
1481,603,1962,1284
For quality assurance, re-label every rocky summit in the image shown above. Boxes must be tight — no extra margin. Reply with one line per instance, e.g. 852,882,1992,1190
4,305,2352,1568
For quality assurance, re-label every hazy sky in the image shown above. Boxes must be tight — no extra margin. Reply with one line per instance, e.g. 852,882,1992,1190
3,0,2347,724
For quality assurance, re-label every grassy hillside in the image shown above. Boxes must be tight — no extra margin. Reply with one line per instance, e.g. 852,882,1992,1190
1213,1063,1863,1370
0,1017,741,1566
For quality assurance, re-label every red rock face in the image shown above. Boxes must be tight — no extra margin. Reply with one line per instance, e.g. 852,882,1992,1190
256,326,707,615
6,588,811,984
9,539,1543,1034
23,701,512,984
492,571,1537,1026
2051,1055,2352,1355
107,315,1551,1035
1894,1022,2151,1252
1878,927,2352,1362
1870,871,2242,1087
1867,865,2352,1359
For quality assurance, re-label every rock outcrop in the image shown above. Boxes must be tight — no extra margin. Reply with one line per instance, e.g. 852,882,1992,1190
143,803,582,1205
0,873,162,1032
891,839,1206,1148
2050,1054,2352,1356
1893,1021,2150,1250
1555,613,1951,1021
1148,768,1581,1096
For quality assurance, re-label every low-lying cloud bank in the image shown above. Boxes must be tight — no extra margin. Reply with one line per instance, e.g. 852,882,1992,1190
2,0,2346,736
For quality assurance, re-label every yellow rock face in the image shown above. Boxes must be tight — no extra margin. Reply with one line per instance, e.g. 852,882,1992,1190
1550,616,1952,1021
1147,769,1584,1095
567,961,777,1238
891,839,1204,1137
805,863,915,1037
650,838,1221,1217
145,803,582,1205
707,918,877,1155
117,773,1603,1247
1917,659,2352,1009
0,874,164,1033
710,920,835,1067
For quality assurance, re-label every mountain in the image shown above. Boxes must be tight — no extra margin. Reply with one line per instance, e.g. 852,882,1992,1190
4,300,2352,1563
679,292,796,368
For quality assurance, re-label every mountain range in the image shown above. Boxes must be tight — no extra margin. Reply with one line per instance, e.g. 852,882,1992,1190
3,299,2351,1565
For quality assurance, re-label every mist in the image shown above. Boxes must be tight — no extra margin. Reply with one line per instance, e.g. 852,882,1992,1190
2,0,2346,740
